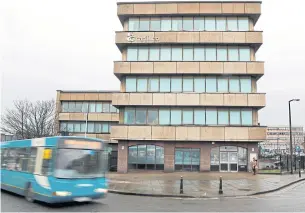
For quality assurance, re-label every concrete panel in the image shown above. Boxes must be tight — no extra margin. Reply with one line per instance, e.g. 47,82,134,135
98,93,112,101
177,32,200,43
97,113,112,121
222,32,246,43
245,3,261,14
155,3,178,14
112,93,129,106
187,127,201,141
177,3,200,14
222,3,245,14
155,32,177,43
70,93,85,101
111,113,120,122
175,127,188,140
60,93,70,100
225,127,249,141
224,62,247,74
177,94,200,105
128,126,151,140
247,62,264,75
129,93,153,105
246,32,263,43
111,126,128,139
58,113,70,120
199,3,222,14
117,4,134,15
224,94,248,106
152,126,176,140
249,127,266,140
248,94,266,107
177,62,199,74
200,32,222,43
134,4,156,14
152,93,177,105
88,113,98,121
114,62,130,74
84,93,99,101
154,62,177,74
200,62,223,74
200,127,225,141
69,113,86,121
200,94,224,106
130,62,153,74
253,110,258,125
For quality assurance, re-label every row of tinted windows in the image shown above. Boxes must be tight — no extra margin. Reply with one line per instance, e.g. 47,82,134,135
61,101,119,113
128,17,250,32
60,121,114,133
127,45,251,62
126,76,252,93
124,107,253,126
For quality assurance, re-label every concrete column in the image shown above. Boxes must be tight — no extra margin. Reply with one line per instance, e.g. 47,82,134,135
164,142,175,172
200,142,212,172
117,141,128,173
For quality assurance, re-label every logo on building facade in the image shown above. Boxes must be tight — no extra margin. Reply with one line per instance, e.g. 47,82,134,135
126,33,159,42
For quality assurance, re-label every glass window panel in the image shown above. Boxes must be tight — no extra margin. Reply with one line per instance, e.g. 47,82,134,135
217,47,228,61
80,123,86,132
139,18,149,31
171,109,182,125
183,77,193,92
241,110,253,125
149,78,159,92
194,77,205,92
124,108,135,124
149,46,160,61
228,47,239,61
183,109,194,124
227,17,238,31
230,110,241,125
218,110,229,125
103,103,110,113
216,17,226,31
155,146,164,164
194,17,205,31
136,109,147,124
137,78,148,92
183,46,193,61
160,77,170,92
95,123,102,133
150,18,161,31
183,17,193,31
239,47,251,61
194,47,205,61
160,46,171,61
205,17,216,31
240,78,252,93
147,109,158,124
61,102,69,112
205,47,216,61
88,122,95,133
238,17,249,31
102,123,109,133
82,102,88,113
194,109,205,125
206,109,217,125
128,146,138,164
229,78,240,92
110,105,117,113
175,150,183,164
138,46,149,61
172,17,183,31
171,77,182,92
68,102,75,112
126,77,137,92
95,103,102,113
137,145,146,164
75,102,82,112
146,145,156,164
206,77,217,92
128,18,139,31
172,46,182,61
60,122,67,131
127,47,138,61
89,102,96,112
218,77,229,92
159,109,170,125
161,18,171,31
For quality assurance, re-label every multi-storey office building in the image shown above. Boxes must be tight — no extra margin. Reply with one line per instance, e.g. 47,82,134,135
112,1,266,173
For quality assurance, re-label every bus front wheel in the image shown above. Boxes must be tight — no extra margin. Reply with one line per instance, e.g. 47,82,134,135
25,184,35,203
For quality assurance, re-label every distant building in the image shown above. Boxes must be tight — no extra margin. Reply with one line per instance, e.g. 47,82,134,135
0,133,17,142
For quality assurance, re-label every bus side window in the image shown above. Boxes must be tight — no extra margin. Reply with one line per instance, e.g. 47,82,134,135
1,149,9,169
27,148,37,173
3,149,17,170
15,148,29,172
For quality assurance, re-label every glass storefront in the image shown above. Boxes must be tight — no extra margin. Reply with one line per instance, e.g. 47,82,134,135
210,146,247,172
128,145,164,170
175,148,200,171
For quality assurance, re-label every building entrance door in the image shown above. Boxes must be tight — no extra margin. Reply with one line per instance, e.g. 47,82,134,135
220,152,238,172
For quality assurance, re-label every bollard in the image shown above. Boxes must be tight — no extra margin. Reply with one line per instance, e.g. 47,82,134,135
219,176,223,194
299,160,301,178
180,176,183,194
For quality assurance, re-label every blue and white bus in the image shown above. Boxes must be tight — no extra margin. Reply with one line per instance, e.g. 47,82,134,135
1,136,109,203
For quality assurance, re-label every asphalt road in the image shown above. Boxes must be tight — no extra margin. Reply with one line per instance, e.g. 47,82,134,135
2,181,305,212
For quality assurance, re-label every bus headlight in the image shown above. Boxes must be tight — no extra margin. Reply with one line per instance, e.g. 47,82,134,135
94,188,108,193
53,191,72,196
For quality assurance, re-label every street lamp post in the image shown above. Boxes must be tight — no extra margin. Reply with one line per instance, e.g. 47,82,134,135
289,99,300,174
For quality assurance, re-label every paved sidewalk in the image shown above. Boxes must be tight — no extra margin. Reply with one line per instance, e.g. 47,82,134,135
106,172,305,198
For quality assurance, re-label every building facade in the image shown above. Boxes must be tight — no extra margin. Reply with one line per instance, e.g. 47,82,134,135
261,126,304,154
111,1,266,173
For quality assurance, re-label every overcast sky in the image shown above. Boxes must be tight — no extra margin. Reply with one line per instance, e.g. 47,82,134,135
1,0,304,128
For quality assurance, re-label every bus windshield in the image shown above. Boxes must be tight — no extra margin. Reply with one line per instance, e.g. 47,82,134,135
54,148,107,179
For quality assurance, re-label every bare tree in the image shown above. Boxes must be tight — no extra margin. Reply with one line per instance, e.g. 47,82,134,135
1,99,56,139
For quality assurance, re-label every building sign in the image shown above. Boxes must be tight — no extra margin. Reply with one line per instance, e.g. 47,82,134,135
126,33,159,43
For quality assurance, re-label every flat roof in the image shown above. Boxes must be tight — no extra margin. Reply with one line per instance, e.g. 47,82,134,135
57,90,120,93
117,1,262,5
